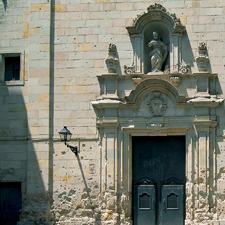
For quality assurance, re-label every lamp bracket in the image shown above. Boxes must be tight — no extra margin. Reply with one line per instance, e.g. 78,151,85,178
66,143,78,155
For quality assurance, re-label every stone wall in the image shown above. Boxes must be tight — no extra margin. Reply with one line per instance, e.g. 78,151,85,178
1,0,225,224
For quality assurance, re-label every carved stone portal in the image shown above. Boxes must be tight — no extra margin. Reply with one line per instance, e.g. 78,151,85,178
147,92,167,116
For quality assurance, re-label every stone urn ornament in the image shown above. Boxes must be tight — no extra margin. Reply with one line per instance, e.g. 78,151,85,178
196,42,209,72
105,43,119,73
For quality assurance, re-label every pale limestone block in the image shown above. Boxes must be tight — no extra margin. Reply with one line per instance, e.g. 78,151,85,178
77,119,96,127
204,31,221,41
29,52,49,60
95,0,109,3
215,15,225,24
1,31,24,39
54,111,71,119
187,16,199,25
199,15,215,24
116,3,133,11
92,27,107,35
193,24,207,33
85,35,98,43
55,20,70,29
0,40,10,47
30,4,50,12
54,94,73,103
200,1,216,8
38,126,49,135
28,110,39,119
88,3,103,11
55,60,74,69
29,19,51,29
207,24,224,32
64,28,77,35
54,44,71,52
70,20,85,28
112,19,125,27
100,19,113,27
5,8,27,16
97,34,115,43
163,1,185,8
199,7,223,16
103,3,116,11
65,102,79,110
132,2,151,10
29,35,50,44
67,3,88,12
9,39,27,48
87,126,98,135
86,19,100,27
54,4,67,12
77,27,92,35
55,12,68,21
55,36,68,44
68,36,84,44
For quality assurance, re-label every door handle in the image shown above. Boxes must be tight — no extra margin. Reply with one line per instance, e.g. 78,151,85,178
152,199,155,210
163,199,166,211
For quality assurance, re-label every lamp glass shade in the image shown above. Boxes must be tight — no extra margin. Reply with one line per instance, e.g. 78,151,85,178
58,126,72,142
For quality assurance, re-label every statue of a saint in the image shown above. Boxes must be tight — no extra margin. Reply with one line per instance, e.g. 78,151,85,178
148,31,168,72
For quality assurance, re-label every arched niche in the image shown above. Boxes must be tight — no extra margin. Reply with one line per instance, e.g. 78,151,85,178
126,3,185,74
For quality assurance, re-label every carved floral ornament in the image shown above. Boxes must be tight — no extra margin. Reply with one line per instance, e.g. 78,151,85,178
147,92,167,116
131,3,184,30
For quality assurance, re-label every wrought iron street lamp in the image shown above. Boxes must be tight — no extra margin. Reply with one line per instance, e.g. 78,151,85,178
58,126,78,155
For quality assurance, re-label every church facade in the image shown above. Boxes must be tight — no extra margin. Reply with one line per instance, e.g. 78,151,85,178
1,0,225,224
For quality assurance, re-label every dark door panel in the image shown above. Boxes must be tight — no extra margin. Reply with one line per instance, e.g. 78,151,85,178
0,182,22,225
161,185,184,225
134,185,156,225
132,136,185,225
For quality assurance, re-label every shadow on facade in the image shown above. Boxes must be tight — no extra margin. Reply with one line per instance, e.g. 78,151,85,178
0,85,54,225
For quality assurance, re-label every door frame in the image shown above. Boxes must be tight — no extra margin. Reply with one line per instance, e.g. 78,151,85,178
120,126,190,223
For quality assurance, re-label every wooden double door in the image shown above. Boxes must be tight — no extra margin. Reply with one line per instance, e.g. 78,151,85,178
132,136,186,225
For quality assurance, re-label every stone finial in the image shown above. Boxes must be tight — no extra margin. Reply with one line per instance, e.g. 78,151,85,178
105,43,119,74
108,43,117,54
196,42,209,72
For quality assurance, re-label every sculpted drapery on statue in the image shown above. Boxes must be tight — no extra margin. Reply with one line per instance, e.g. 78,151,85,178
148,31,168,72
